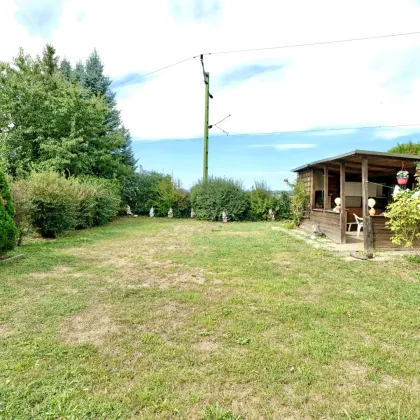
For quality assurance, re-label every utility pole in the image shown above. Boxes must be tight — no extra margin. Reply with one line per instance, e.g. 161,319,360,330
200,55,229,183
203,70,210,183
200,54,213,183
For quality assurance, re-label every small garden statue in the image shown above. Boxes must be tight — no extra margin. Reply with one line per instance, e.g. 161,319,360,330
168,208,173,218
190,208,196,218
149,207,155,217
268,208,275,220
222,210,228,223
126,205,133,216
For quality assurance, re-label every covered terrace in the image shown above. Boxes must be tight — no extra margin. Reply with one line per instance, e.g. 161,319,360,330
292,150,420,251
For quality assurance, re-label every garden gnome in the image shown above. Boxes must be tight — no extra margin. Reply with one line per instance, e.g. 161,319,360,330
149,207,155,217
190,208,196,218
168,208,173,218
222,210,228,223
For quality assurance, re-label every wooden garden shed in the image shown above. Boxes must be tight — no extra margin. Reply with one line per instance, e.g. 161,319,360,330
292,150,420,250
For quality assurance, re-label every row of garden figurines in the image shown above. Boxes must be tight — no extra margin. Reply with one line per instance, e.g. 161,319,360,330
149,207,196,218
149,207,275,220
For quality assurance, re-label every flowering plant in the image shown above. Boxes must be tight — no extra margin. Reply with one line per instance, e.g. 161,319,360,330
396,170,409,179
385,171,420,247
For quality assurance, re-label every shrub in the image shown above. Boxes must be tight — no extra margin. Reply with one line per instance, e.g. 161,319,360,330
0,170,15,218
190,177,249,221
76,176,121,227
27,172,78,238
385,186,420,247
153,176,179,216
13,173,121,238
121,171,166,215
249,180,274,221
68,179,98,229
285,178,309,225
9,178,34,245
274,191,292,220
152,177,189,217
0,170,18,255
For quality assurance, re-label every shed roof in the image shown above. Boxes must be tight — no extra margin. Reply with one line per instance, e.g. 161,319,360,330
292,149,420,176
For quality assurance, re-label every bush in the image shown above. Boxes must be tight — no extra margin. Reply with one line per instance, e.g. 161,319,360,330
0,170,18,255
190,177,249,221
75,176,121,228
9,178,34,245
69,179,98,230
385,186,420,247
285,178,309,225
27,172,78,238
274,191,292,220
14,172,121,238
153,177,189,217
121,171,166,215
0,171,15,219
248,180,274,221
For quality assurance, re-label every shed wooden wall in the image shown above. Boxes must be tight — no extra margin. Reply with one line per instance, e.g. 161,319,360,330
301,209,341,243
372,216,420,249
297,170,312,195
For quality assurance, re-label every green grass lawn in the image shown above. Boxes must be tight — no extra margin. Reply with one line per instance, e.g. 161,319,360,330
1,218,419,419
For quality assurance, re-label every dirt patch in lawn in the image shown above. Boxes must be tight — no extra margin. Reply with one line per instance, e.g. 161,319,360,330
63,230,212,290
193,340,219,352
0,323,14,339
29,265,71,279
60,305,119,346
135,301,194,341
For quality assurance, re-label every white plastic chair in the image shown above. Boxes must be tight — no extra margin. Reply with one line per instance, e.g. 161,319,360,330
353,214,364,237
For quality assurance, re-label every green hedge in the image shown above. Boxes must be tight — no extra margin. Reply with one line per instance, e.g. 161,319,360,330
0,170,18,255
120,171,167,215
11,172,121,238
190,177,249,221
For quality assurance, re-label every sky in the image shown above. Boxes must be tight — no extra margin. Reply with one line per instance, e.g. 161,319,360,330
2,0,420,189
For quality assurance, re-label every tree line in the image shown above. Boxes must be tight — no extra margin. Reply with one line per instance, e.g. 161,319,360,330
0,44,136,182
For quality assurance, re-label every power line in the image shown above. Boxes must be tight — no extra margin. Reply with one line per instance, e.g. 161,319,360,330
114,31,420,88
226,123,420,137
199,31,420,56
137,123,420,145
114,56,195,87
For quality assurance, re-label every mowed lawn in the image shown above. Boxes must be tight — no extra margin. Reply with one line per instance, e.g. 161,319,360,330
0,218,419,419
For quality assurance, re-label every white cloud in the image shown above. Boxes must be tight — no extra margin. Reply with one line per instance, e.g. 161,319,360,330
306,128,358,136
234,170,291,175
249,143,317,150
374,125,420,139
2,0,420,140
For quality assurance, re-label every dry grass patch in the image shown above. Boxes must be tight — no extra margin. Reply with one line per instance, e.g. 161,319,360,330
134,301,194,341
0,323,14,339
193,340,219,353
29,264,71,279
60,304,119,346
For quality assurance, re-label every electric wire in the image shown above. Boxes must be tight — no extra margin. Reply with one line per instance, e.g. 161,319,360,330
113,30,420,87
199,31,420,56
113,56,195,86
137,123,420,145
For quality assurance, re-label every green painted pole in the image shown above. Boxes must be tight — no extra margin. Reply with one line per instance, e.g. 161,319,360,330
203,72,210,183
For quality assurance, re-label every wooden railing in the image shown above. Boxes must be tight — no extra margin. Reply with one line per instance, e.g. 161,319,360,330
301,209,341,243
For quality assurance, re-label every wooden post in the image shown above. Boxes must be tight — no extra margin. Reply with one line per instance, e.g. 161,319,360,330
323,165,329,210
362,157,373,251
340,161,347,244
310,169,315,209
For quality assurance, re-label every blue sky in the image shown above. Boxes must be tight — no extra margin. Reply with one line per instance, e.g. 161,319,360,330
132,130,420,190
3,0,420,189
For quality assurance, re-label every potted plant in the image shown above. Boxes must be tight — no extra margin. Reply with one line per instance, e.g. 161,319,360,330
396,162,409,185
